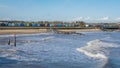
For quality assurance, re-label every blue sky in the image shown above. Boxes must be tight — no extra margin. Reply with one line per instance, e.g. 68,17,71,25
0,0,120,22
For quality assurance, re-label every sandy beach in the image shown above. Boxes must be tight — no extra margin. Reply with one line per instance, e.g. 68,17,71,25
58,29,101,32
0,29,48,34
0,28,102,34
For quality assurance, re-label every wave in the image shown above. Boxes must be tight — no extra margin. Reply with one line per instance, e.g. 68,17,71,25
77,48,107,59
41,36,55,41
76,39,120,68
0,33,53,37
0,48,41,62
11,36,55,44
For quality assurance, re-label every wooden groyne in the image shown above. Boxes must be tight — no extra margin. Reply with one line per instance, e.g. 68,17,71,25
48,28,84,35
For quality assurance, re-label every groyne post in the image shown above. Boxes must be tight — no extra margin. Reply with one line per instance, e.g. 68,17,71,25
8,38,10,45
14,33,16,47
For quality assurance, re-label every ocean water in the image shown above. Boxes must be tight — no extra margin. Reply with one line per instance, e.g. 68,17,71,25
0,32,120,68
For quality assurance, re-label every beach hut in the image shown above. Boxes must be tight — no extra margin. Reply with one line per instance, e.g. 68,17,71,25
47,23,50,27
5,23,8,26
12,23,15,26
68,23,72,27
0,22,9,26
26,23,32,27
62,24,66,27
39,24,45,27
32,23,38,27
56,24,62,27
67,23,72,27
62,23,64,27
45,23,48,27
0,23,6,26
64,24,67,27
7,23,11,26
37,24,41,27
8,23,15,26
15,23,21,27
20,23,27,27
49,24,54,27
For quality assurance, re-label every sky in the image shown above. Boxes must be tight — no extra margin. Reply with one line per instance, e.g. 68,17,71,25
0,0,120,22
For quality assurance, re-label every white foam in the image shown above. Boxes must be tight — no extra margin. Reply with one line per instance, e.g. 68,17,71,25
41,36,55,41
77,48,109,68
76,39,119,68
87,39,119,48
77,48,107,59
0,33,52,37
0,48,41,62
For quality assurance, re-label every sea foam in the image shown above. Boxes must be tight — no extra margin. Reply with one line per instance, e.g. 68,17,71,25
76,39,119,68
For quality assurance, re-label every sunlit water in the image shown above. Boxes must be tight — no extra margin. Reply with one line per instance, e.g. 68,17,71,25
0,32,120,68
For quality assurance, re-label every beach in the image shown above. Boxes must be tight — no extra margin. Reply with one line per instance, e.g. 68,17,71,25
0,28,101,34
0,29,48,34
58,28,101,32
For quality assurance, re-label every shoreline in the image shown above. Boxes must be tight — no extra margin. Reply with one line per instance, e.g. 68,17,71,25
0,29,102,35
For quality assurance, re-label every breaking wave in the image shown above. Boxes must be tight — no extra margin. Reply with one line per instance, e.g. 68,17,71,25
77,39,119,68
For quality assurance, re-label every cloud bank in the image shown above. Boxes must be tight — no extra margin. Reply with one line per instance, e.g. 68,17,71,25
72,16,120,23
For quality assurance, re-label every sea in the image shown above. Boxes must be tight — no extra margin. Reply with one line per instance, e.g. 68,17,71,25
0,31,120,68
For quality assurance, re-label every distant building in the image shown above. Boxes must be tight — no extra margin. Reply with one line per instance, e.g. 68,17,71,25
117,23,120,28
85,24,89,27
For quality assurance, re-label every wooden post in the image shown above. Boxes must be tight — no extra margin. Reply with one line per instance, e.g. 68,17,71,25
8,38,10,45
14,33,16,47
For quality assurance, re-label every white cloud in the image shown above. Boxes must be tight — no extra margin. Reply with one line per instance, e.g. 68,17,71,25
85,17,90,20
73,17,84,21
97,16,109,20
115,18,120,20
0,18,12,21
73,17,91,21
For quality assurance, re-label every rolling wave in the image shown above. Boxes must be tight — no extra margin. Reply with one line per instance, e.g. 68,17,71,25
77,39,120,68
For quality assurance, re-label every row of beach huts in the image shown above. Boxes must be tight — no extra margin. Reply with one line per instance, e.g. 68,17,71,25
0,21,120,29
0,21,79,27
